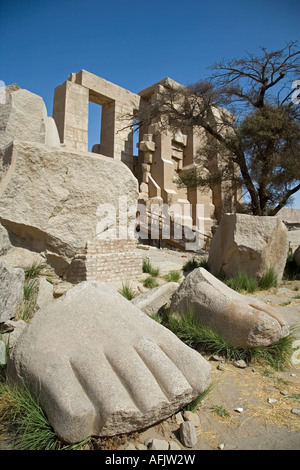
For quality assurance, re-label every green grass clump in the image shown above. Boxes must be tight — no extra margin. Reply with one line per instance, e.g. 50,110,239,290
119,282,136,300
19,279,38,322
183,258,209,274
223,271,258,294
143,276,159,289
142,258,160,277
183,380,218,412
164,270,181,283
258,268,278,290
0,382,91,450
24,262,46,280
211,404,231,418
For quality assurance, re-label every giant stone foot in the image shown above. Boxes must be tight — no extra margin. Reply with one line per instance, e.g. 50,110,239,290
170,268,290,348
7,281,211,444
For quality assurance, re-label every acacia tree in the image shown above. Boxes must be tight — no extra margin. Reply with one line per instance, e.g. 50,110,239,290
136,41,300,216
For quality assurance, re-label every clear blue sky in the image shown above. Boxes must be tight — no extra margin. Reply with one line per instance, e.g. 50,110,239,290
1,0,300,207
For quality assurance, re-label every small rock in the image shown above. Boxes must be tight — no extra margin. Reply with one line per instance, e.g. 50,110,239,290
179,421,198,448
0,340,7,365
210,354,224,362
175,411,184,425
169,440,182,450
218,443,225,450
224,443,238,450
233,360,247,368
265,386,277,392
149,439,169,450
280,390,289,396
268,398,278,404
183,410,200,427
234,407,244,413
217,364,226,371
144,438,153,447
291,409,300,416
136,443,147,450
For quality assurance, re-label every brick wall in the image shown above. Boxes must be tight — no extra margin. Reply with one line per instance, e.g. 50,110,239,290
67,239,142,283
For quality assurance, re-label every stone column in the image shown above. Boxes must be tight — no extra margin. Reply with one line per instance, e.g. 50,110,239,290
53,80,89,152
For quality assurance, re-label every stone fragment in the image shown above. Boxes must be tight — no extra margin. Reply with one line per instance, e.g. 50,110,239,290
291,409,300,416
183,410,200,427
0,340,6,365
149,439,169,450
268,398,278,404
233,360,247,369
136,443,147,450
179,421,197,448
208,213,289,282
0,261,24,322
131,282,179,315
170,268,289,348
0,141,138,276
35,278,54,310
175,411,184,425
7,281,212,444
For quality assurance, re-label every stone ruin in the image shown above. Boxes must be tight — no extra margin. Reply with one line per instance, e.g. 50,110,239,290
0,71,242,284
53,71,241,244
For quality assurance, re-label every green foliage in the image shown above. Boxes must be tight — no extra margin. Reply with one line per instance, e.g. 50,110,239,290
143,276,159,289
164,270,181,283
183,257,209,274
142,258,160,277
183,380,218,412
24,262,46,280
119,282,136,300
211,405,231,418
223,271,258,293
258,268,278,290
19,279,38,322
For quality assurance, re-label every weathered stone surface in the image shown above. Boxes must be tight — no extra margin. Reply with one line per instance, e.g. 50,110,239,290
149,439,169,450
0,141,138,275
294,245,300,267
0,260,24,322
131,282,178,315
170,268,289,348
0,340,6,365
0,85,59,148
1,319,27,351
208,214,289,282
7,280,212,444
35,278,54,310
179,421,197,448
0,222,10,255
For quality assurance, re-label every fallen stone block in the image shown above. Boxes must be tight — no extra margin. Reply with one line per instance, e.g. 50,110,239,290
170,268,289,348
131,282,179,315
7,280,212,444
208,213,289,282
